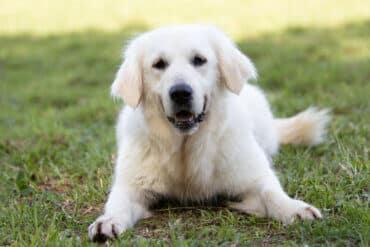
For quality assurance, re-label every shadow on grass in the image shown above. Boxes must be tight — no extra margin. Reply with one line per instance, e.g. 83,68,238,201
0,20,369,246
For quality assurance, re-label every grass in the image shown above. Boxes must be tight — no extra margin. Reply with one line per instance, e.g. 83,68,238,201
0,1,369,246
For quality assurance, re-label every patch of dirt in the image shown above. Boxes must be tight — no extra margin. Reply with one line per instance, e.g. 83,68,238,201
38,176,72,193
79,203,104,216
0,139,27,154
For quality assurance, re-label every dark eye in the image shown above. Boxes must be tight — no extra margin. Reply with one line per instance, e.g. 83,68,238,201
152,58,168,70
191,55,207,66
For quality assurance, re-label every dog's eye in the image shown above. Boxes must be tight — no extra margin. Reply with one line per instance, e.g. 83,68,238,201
152,58,168,70
191,55,207,67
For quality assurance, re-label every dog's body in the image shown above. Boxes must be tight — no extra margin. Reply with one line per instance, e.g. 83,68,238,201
88,25,329,242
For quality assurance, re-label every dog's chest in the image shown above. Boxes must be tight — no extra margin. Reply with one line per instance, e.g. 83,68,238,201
162,138,228,200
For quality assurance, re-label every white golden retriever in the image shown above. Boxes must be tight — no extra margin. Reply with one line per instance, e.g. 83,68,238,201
88,25,330,242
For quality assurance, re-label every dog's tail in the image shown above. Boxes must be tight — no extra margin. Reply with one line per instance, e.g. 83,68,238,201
275,107,330,146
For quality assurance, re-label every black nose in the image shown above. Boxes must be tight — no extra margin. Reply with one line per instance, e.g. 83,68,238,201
169,83,193,104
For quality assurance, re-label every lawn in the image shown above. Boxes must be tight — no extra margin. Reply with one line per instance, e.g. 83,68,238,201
0,1,369,246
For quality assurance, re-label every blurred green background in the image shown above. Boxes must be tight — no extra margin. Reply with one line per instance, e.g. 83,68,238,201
1,1,369,246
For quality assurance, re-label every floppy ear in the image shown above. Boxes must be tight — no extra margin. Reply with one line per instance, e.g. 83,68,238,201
111,41,143,108
213,30,257,94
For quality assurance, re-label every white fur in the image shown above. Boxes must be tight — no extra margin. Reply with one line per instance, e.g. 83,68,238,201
88,25,329,242
275,107,331,145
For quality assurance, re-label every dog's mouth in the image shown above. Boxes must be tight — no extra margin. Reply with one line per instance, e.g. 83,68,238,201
167,97,207,132
167,110,205,131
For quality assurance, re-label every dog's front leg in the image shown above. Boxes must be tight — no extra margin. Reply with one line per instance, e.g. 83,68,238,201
229,139,322,224
231,173,322,224
88,181,151,242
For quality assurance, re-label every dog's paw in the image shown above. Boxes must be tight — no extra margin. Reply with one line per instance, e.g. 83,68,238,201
279,200,322,224
294,203,322,221
88,215,126,243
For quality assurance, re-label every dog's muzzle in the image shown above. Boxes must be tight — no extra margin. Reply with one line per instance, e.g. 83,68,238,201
167,110,206,131
167,83,207,131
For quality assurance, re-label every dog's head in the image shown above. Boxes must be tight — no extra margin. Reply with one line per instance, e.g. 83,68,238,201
111,25,257,135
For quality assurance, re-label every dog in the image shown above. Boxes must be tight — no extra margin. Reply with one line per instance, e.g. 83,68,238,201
88,25,330,242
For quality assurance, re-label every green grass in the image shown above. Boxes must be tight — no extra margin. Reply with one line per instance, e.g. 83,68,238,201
1,1,369,246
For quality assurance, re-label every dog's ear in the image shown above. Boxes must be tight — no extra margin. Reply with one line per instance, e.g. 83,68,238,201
212,29,257,94
111,40,143,108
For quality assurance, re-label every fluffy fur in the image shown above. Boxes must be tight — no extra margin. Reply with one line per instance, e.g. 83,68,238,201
88,25,330,242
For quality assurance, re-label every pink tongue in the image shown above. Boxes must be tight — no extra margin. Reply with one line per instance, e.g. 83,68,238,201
175,111,193,121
